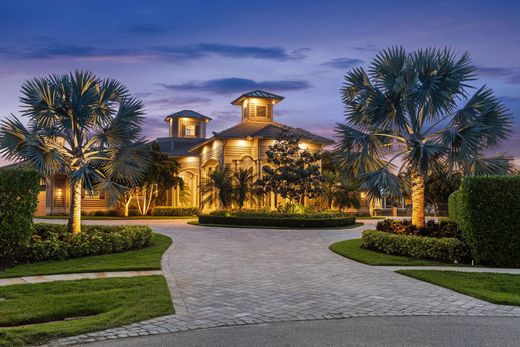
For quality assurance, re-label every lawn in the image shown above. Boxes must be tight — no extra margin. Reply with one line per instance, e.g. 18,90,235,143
0,233,171,279
329,239,452,266
0,276,173,346
36,215,196,220
397,270,520,306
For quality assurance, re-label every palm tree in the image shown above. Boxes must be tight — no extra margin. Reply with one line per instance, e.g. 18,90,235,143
0,71,148,233
232,167,256,209
201,167,233,209
333,177,361,211
336,47,513,227
319,170,337,210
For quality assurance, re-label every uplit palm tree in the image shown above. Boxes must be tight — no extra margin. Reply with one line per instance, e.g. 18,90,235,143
336,47,513,227
333,177,361,211
319,170,337,210
232,167,256,209
201,167,233,209
0,71,148,233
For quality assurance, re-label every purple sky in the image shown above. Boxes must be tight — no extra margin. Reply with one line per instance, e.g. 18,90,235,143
1,0,519,166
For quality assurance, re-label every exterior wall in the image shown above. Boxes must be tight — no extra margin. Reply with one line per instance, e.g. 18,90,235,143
241,98,274,122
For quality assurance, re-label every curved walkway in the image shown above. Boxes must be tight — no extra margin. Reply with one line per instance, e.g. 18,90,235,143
48,219,520,346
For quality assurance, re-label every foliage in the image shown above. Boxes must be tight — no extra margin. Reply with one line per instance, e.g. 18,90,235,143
397,270,520,306
24,224,153,262
201,167,234,209
458,175,520,266
199,214,356,228
361,230,470,263
0,71,149,233
425,169,462,211
376,219,461,238
151,206,199,216
83,209,121,217
0,168,40,268
336,47,514,226
448,190,461,223
329,239,450,266
232,167,257,209
208,209,350,219
277,203,315,214
0,276,172,347
257,128,324,202
332,176,362,211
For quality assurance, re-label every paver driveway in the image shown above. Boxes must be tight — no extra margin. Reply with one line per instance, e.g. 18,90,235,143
51,219,520,345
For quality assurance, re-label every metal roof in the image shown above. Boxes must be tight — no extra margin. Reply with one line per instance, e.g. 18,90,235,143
156,137,206,157
164,110,211,122
231,90,285,105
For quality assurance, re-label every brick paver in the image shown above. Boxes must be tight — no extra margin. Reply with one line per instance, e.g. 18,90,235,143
48,219,520,345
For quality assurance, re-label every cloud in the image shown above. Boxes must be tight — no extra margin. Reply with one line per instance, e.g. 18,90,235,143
124,24,169,36
144,96,212,107
477,66,520,84
321,57,363,69
352,45,378,52
158,77,311,95
0,42,308,62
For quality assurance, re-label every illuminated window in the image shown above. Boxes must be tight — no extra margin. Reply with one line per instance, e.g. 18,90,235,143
184,124,196,136
256,105,267,117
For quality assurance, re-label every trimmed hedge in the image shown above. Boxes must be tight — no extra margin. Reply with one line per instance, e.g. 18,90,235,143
0,168,41,267
24,224,153,262
361,230,470,263
199,214,356,228
459,176,520,266
209,210,350,219
448,190,461,223
376,219,460,238
151,206,199,216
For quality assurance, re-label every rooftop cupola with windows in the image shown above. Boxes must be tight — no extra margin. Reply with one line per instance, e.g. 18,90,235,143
164,110,211,138
231,90,284,123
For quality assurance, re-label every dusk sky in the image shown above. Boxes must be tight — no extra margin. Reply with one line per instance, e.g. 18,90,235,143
1,0,519,165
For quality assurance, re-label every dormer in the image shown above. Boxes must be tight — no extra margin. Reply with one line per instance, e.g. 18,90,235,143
164,110,211,138
231,90,284,123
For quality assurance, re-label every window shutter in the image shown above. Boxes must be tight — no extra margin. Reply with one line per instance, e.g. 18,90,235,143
195,125,200,137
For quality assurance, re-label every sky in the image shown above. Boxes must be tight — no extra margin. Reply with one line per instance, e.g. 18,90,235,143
0,0,519,165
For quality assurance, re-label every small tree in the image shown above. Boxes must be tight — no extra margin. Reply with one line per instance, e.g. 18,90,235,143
232,167,256,209
119,141,183,216
425,169,462,214
0,71,148,233
333,177,361,211
201,167,233,209
258,129,324,203
319,171,337,210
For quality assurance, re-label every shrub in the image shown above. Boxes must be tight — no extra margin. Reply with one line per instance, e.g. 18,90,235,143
151,206,199,216
0,168,40,267
24,224,153,262
376,219,460,238
361,230,470,263
199,214,356,228
448,190,461,223
459,176,520,266
209,209,350,219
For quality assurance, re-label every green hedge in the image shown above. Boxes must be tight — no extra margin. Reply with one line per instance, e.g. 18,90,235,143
448,190,461,223
459,176,520,266
199,214,356,228
361,230,470,263
209,210,350,219
0,168,41,267
151,206,199,216
24,224,153,262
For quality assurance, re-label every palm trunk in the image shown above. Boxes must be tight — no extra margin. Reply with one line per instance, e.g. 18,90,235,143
67,180,82,234
411,172,426,228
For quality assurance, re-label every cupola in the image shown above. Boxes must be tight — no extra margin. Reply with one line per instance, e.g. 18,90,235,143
164,110,211,138
231,90,284,123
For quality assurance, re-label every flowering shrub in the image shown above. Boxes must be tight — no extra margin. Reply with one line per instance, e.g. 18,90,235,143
376,219,460,239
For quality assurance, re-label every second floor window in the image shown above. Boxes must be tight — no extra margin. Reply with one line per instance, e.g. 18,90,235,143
256,105,267,118
184,124,196,136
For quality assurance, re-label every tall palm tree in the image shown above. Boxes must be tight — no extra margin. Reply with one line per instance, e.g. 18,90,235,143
200,167,233,209
336,47,513,227
0,71,148,233
232,167,256,209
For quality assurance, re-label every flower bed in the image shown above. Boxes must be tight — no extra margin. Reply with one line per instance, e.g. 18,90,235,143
199,210,356,228
376,219,460,238
361,230,470,263
24,224,153,262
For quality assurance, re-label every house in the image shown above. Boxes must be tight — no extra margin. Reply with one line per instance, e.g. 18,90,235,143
35,90,373,215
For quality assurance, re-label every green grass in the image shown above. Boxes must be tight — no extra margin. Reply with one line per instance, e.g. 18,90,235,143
0,276,173,346
0,233,171,279
329,238,451,266
189,221,364,230
36,215,196,220
397,270,520,306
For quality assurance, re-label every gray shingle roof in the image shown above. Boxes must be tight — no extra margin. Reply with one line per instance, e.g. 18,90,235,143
231,90,284,105
157,137,206,157
164,110,211,122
